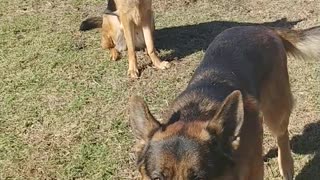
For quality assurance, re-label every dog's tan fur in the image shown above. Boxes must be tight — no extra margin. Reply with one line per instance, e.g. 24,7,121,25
80,0,170,78
115,0,170,78
100,14,143,61
129,25,320,180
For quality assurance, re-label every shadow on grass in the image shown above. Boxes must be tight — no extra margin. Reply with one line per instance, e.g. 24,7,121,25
155,18,303,60
292,121,320,179
264,121,320,179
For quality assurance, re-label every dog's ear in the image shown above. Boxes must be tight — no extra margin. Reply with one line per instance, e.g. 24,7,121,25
207,90,244,150
128,96,161,152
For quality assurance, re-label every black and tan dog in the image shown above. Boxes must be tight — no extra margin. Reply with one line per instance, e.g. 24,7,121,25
129,25,320,179
80,0,170,78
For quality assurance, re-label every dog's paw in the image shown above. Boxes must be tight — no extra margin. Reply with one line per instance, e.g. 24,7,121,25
111,55,120,61
110,49,120,61
156,61,171,70
128,69,139,79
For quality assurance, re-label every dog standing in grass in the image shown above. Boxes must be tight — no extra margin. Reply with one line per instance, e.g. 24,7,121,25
80,0,170,78
129,25,320,179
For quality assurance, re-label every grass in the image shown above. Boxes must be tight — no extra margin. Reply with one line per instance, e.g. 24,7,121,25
0,0,319,179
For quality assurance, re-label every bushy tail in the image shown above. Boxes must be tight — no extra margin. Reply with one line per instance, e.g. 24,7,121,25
79,17,103,31
272,26,320,60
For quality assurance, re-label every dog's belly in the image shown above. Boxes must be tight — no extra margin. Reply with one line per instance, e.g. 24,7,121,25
134,28,146,49
114,27,145,52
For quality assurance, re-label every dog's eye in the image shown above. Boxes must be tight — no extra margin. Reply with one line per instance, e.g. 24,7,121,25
191,176,205,180
151,172,163,180
152,176,162,180
189,171,206,180
193,176,204,180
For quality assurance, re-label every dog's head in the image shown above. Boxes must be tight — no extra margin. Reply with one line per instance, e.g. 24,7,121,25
128,91,245,180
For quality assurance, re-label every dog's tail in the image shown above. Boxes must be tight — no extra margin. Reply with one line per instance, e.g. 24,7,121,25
79,17,103,31
272,26,320,60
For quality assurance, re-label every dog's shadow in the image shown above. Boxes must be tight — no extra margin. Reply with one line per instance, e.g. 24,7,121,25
264,121,320,179
155,18,303,60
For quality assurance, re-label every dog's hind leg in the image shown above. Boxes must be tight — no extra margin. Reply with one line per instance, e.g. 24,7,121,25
101,31,120,61
260,57,294,180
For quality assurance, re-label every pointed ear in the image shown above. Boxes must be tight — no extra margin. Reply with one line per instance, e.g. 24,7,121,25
128,96,161,143
207,90,244,150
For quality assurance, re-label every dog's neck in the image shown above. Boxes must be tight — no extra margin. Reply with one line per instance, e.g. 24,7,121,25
163,84,259,125
163,87,231,124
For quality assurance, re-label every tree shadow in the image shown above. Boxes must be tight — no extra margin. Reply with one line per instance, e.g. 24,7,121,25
155,18,303,60
264,121,320,179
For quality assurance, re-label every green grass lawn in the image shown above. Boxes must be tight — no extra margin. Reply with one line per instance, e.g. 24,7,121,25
0,0,319,179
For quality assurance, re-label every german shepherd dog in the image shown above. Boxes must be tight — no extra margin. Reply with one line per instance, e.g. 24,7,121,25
80,0,170,78
129,25,320,179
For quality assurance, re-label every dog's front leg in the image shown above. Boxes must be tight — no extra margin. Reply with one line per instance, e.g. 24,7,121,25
120,13,139,78
142,10,170,70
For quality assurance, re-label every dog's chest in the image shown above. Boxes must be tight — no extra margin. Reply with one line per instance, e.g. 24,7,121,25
115,0,152,26
115,0,152,11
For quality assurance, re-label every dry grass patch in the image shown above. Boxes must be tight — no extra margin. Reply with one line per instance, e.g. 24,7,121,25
0,0,319,179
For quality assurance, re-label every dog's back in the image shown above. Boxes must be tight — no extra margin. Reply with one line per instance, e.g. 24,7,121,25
179,25,320,108
187,26,282,100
